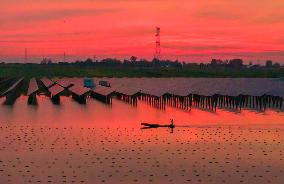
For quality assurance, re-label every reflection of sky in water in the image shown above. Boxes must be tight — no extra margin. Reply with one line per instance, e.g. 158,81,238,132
0,96,283,183
0,96,283,128
0,123,283,183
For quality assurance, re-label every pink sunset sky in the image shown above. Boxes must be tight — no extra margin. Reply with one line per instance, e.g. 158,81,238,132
0,0,284,63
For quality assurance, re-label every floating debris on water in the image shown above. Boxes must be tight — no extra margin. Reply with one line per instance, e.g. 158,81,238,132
0,124,283,184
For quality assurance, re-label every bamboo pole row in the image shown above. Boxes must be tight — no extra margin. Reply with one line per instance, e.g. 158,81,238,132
117,93,283,112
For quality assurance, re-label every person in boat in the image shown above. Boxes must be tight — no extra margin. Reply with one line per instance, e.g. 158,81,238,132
141,119,175,128
170,119,174,126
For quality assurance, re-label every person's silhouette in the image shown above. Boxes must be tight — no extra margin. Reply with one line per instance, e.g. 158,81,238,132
170,119,174,126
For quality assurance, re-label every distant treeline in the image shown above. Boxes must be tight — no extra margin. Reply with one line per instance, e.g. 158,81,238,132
36,57,282,69
0,57,283,78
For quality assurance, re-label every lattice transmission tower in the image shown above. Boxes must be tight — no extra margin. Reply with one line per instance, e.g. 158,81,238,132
155,27,161,59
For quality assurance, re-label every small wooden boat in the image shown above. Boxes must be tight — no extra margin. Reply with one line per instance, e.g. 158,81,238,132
141,123,175,129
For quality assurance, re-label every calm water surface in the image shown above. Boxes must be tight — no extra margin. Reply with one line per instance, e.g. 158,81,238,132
0,96,283,184
0,95,283,127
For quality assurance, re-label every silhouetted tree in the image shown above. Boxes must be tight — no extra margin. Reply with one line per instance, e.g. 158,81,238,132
2,57,283,72
273,62,280,68
265,60,273,68
84,58,93,65
40,58,52,64
210,59,224,67
152,58,160,67
101,58,121,67
130,56,137,63
228,59,243,68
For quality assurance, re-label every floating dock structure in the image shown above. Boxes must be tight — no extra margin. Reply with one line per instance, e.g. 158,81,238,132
165,92,193,111
1,78,24,105
69,85,91,104
55,78,74,89
0,78,15,95
91,78,284,111
115,87,141,106
91,86,115,104
41,78,56,89
139,90,167,110
140,92,283,112
0,77,283,112
48,84,65,104
27,78,39,105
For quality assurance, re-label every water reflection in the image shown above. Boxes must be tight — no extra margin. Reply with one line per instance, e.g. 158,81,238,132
0,95,284,184
0,95,283,129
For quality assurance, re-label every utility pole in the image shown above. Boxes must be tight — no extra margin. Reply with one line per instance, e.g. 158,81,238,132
24,48,27,63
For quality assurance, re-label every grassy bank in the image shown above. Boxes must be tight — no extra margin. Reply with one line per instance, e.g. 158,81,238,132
0,64,284,78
